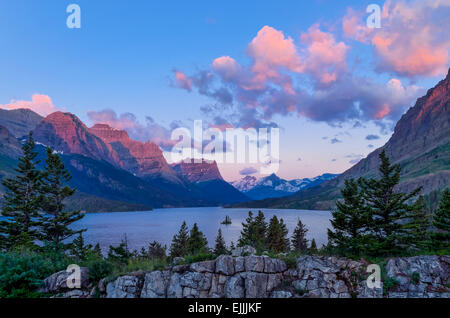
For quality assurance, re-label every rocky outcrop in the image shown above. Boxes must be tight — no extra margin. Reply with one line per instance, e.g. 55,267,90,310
42,255,449,298
0,108,43,138
89,124,181,183
171,159,224,183
0,125,21,158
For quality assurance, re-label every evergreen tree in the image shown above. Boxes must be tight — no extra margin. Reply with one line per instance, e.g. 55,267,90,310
169,221,189,258
70,233,92,261
309,239,318,254
291,219,309,253
214,228,228,255
359,150,421,256
39,147,85,251
266,215,288,253
280,218,290,251
403,196,431,250
187,223,208,255
0,132,42,250
147,241,166,259
238,211,254,247
431,188,450,252
107,235,132,264
92,243,103,258
327,178,368,256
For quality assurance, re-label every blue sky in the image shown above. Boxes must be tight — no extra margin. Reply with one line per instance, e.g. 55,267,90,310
0,0,448,181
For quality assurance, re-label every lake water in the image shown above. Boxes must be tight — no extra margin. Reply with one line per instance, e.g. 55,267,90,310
71,207,332,252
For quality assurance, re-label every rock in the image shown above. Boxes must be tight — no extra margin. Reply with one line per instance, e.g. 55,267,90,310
243,272,268,298
106,275,143,298
141,271,170,298
225,274,245,298
167,273,183,298
244,255,265,272
172,257,185,266
234,256,245,273
40,267,89,293
190,260,215,273
231,245,257,257
216,255,235,276
271,290,292,298
264,257,287,273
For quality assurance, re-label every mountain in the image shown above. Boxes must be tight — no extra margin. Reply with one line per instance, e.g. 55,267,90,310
231,173,338,200
172,159,250,204
0,108,43,137
0,125,22,158
235,68,450,210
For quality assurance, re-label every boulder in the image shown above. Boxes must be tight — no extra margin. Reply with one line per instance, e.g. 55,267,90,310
231,245,257,257
40,267,89,294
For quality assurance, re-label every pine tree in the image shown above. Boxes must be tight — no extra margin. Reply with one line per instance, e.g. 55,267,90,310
266,215,288,253
169,221,189,258
92,243,103,257
0,132,42,250
403,196,431,251
238,211,254,247
327,178,368,256
292,219,309,253
431,188,450,252
70,233,92,261
309,238,318,254
147,241,166,259
39,147,85,252
214,228,227,255
280,218,290,251
187,223,208,255
359,150,421,256
107,235,132,264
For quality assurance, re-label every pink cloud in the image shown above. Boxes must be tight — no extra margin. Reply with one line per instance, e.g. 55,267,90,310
343,0,450,77
173,70,192,91
0,94,59,116
301,24,349,85
212,56,243,82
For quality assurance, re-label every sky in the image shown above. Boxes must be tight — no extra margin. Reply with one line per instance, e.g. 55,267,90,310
0,0,449,181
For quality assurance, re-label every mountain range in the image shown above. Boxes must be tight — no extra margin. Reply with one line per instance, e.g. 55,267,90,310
231,173,338,200
0,110,248,211
232,68,450,210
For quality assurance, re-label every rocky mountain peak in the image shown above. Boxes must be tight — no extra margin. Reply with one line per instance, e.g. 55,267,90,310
171,159,224,183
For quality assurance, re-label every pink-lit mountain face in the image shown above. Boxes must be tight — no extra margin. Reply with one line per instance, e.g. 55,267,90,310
89,123,181,183
171,159,224,183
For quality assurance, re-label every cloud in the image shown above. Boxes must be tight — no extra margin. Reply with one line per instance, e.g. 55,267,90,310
366,134,380,140
343,0,450,77
87,109,179,150
346,153,364,164
239,167,258,176
173,70,192,91
331,158,337,162
297,157,302,161
330,138,342,144
368,144,374,148
0,94,59,116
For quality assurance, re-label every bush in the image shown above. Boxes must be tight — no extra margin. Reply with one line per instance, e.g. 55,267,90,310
0,251,67,298
87,259,113,283
184,252,216,264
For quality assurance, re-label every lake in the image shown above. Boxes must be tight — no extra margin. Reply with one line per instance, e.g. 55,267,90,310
71,207,332,252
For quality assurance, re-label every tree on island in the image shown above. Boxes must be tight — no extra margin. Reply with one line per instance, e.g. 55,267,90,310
169,221,189,258
0,132,42,250
291,219,309,253
431,188,450,252
186,223,208,255
214,228,228,255
327,178,368,257
39,147,85,252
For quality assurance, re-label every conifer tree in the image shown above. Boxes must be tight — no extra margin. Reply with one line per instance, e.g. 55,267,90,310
70,232,92,261
0,132,42,250
292,219,309,253
92,243,103,258
238,211,254,247
280,218,290,251
403,196,430,250
359,150,421,256
187,223,208,255
214,228,227,255
169,221,189,258
431,188,450,251
147,241,166,259
107,235,131,264
327,178,368,256
266,215,288,253
309,238,318,254
39,147,85,251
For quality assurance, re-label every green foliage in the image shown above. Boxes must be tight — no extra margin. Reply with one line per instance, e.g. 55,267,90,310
291,219,309,253
169,221,189,258
107,235,132,264
143,241,167,260
184,252,216,264
238,211,267,250
411,272,420,285
70,233,92,261
39,147,85,251
87,259,113,283
431,188,450,252
266,215,289,253
186,223,209,255
403,196,431,250
309,239,318,254
0,132,42,250
214,229,228,256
